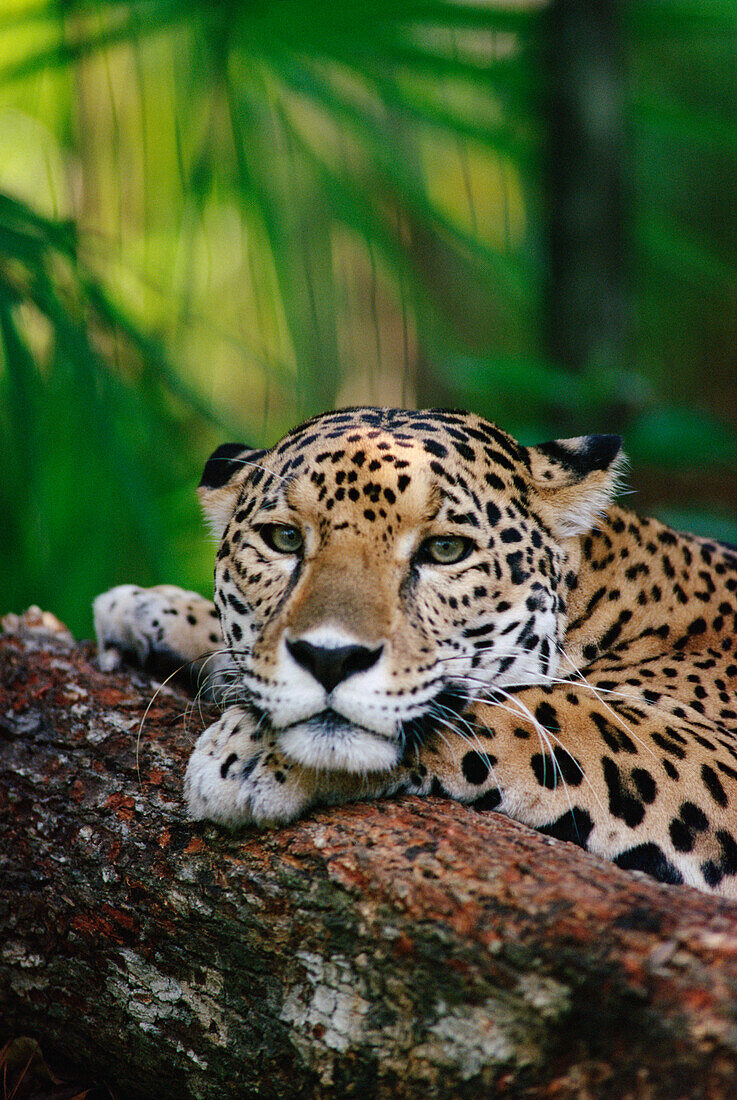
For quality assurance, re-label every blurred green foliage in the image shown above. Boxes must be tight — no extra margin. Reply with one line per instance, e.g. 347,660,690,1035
0,0,735,637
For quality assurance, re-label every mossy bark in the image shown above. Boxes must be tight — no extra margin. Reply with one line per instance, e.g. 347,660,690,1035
2,612,737,1099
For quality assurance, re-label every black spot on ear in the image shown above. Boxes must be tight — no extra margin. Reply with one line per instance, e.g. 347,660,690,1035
537,434,622,477
614,843,684,886
200,443,256,489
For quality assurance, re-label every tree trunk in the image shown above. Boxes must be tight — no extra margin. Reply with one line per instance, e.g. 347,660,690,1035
544,0,631,382
2,610,737,1099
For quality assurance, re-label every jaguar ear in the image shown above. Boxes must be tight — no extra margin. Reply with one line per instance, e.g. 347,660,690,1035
197,442,266,538
527,434,626,538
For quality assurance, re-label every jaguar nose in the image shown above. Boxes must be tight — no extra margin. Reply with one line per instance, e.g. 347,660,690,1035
286,638,383,694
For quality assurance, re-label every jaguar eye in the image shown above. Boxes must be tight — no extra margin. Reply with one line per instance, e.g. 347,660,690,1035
261,524,303,554
420,535,472,565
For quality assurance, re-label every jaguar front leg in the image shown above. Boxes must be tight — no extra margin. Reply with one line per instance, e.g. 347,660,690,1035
185,705,419,827
93,584,232,697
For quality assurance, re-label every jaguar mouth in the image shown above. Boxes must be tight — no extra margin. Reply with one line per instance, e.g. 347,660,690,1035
277,708,401,773
312,707,364,734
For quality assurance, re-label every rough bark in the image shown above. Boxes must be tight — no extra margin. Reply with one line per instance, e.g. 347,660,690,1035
2,611,737,1099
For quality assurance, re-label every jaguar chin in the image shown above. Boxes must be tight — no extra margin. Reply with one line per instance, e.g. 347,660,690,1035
277,709,400,773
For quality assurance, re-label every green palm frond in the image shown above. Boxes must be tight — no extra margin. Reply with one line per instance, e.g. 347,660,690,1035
1,0,736,634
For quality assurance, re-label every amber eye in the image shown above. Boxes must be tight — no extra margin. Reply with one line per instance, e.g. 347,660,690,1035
420,535,472,565
261,524,303,554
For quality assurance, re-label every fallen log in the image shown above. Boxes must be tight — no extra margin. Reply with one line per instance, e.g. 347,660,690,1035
2,610,737,1099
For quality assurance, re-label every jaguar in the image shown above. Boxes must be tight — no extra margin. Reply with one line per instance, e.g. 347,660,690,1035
94,407,737,895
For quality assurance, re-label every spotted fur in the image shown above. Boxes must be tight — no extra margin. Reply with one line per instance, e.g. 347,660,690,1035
94,408,737,896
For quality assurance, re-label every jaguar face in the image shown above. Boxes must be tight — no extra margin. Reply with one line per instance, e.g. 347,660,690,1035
200,408,622,772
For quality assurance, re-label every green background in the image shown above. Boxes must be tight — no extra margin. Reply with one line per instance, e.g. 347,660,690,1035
1,0,735,638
